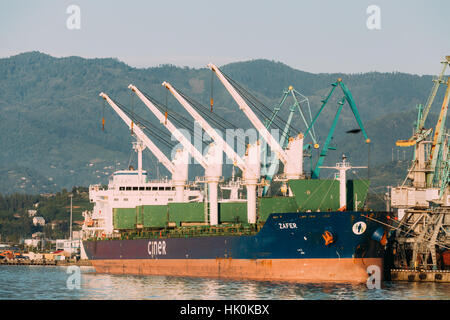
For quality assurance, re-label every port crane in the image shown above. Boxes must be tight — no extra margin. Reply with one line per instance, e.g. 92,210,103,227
428,78,450,187
161,82,261,224
128,85,223,226
261,86,318,196
396,56,450,189
397,56,450,148
390,57,450,271
301,78,370,179
100,92,189,203
208,63,304,186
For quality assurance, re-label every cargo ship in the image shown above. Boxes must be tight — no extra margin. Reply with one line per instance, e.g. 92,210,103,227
82,157,387,282
81,64,388,283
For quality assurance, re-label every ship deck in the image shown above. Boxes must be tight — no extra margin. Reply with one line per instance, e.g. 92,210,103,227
86,223,261,242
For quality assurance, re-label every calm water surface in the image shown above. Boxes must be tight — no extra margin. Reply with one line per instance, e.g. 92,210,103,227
0,265,449,300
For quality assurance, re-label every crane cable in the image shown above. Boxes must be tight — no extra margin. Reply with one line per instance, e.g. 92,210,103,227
165,87,168,125
130,91,134,135
115,100,176,149
141,90,207,146
102,98,105,132
221,71,300,136
210,70,214,112
177,89,238,131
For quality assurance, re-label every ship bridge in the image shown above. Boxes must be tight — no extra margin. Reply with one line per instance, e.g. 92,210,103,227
111,170,148,185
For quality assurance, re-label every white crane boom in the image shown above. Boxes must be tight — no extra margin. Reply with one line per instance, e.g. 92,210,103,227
161,81,253,173
207,63,289,165
128,84,210,169
99,92,176,174
127,85,222,225
162,81,261,224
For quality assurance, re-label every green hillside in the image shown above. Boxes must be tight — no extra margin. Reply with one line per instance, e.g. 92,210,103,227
0,51,446,194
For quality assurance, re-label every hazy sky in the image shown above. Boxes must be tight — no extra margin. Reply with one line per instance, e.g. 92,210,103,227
1,0,449,74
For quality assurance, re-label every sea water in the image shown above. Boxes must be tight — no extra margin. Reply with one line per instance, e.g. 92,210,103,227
0,265,448,300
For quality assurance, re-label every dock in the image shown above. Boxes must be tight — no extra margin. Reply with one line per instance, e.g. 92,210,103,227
390,269,450,282
0,259,92,267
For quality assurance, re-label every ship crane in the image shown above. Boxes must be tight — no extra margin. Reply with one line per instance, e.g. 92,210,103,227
302,78,370,179
128,85,223,225
99,92,189,202
161,81,261,224
208,63,304,183
262,85,318,196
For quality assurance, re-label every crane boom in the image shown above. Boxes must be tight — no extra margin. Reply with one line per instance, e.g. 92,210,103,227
396,56,450,147
338,81,370,142
419,56,450,131
208,63,290,165
162,82,260,224
99,92,176,174
128,85,222,225
161,81,253,174
128,84,210,169
427,77,450,186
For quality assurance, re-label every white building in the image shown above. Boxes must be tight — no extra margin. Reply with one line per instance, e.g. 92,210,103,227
55,239,81,255
33,216,45,226
24,238,46,248
28,209,37,217
31,231,44,239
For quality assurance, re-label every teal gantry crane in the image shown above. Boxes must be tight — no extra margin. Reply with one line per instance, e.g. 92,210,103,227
305,78,370,179
261,86,318,196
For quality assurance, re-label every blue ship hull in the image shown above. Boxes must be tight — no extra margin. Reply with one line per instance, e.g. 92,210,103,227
83,211,387,282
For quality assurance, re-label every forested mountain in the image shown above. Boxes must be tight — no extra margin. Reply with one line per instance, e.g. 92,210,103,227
0,51,446,194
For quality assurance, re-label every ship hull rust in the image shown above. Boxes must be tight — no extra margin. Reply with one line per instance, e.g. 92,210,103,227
91,257,383,283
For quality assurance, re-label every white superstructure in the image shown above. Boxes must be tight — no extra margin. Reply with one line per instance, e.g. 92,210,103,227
83,164,203,238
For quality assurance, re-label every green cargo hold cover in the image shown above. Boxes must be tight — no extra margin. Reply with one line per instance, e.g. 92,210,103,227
138,205,167,228
257,197,298,221
288,179,370,211
113,207,136,230
168,202,205,226
219,202,247,224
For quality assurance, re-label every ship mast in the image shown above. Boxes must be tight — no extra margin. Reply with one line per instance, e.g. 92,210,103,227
321,154,366,210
